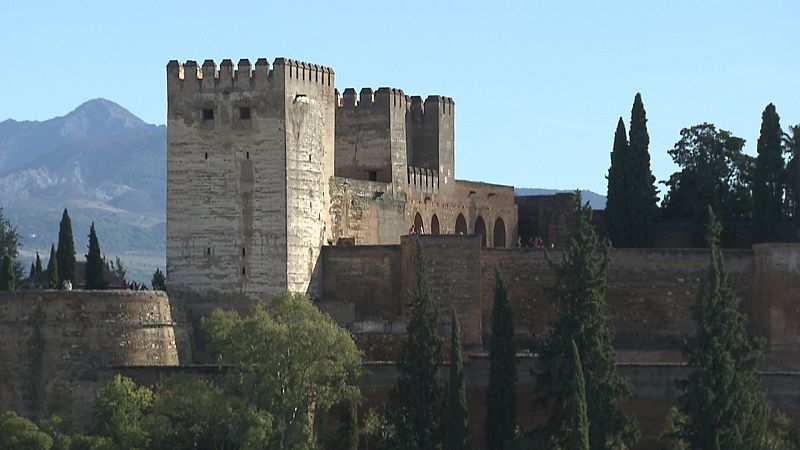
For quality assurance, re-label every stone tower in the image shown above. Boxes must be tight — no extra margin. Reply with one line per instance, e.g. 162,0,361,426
166,58,335,313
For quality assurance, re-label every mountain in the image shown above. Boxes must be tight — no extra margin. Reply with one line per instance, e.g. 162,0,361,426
0,99,165,281
515,188,607,210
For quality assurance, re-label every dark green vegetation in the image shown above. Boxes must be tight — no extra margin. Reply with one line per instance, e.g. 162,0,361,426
151,268,166,291
752,104,785,243
56,209,76,284
46,244,58,288
444,309,471,450
531,193,638,449
486,269,517,450
604,94,659,248
385,239,445,449
84,223,107,290
567,340,589,450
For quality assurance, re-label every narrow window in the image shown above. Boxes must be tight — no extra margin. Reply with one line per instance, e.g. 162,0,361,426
246,151,250,159
239,107,251,120
206,247,211,255
202,108,214,120
368,171,377,181
242,248,246,257
204,152,208,160
242,267,246,275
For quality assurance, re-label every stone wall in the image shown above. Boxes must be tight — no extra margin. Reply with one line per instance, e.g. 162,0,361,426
0,290,187,424
328,177,407,245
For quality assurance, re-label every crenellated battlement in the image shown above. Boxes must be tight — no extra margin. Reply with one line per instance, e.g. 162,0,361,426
407,166,440,192
336,87,409,109
410,95,455,117
166,57,334,93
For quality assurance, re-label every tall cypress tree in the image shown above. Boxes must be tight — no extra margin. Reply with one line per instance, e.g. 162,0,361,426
46,244,59,288
533,193,638,449
785,125,800,240
34,252,43,279
443,308,470,450
752,103,785,243
671,207,773,449
56,208,76,284
386,239,443,449
29,260,36,280
605,117,629,247
486,268,517,450
0,254,15,291
84,222,107,290
625,93,659,247
567,339,590,450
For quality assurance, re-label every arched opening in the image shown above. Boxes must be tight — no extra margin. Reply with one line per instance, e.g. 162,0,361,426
431,214,440,235
493,217,506,248
455,214,467,235
474,216,487,247
414,212,424,234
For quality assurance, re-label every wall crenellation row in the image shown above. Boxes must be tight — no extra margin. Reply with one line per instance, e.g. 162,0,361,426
167,57,334,92
335,87,454,114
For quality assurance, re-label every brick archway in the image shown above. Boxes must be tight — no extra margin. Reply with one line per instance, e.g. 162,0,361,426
474,216,487,247
455,214,467,235
431,214,440,235
494,217,506,248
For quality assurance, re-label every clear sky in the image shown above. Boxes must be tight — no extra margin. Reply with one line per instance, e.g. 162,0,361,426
2,0,798,195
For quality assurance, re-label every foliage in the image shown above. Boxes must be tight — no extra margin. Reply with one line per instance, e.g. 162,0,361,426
84,223,107,290
56,208,76,284
753,103,786,243
145,374,270,450
37,415,113,450
362,407,395,450
34,251,44,281
532,192,638,449
112,256,126,282
662,123,754,247
784,125,800,241
1,253,16,291
605,117,630,247
567,340,590,450
47,244,59,288
202,292,362,450
444,308,471,450
385,239,444,450
93,374,154,449
151,268,166,291
332,399,359,450
0,207,20,259
667,208,779,450
624,93,659,247
0,411,54,450
486,268,517,450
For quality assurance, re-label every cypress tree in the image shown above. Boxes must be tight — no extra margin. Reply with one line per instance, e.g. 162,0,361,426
85,222,107,290
672,207,773,449
753,103,785,243
625,93,659,247
34,252,43,278
152,268,166,291
605,117,629,247
486,268,517,450
386,238,444,449
532,192,638,449
56,208,76,284
443,308,471,450
785,125,800,240
29,260,36,280
567,339,590,450
47,244,59,288
0,254,15,291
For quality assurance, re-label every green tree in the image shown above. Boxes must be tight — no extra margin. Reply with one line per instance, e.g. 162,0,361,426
444,308,471,450
753,103,785,243
486,268,517,450
624,93,659,247
35,251,43,279
567,340,590,450
46,244,59,289
0,411,54,450
0,207,20,259
37,415,113,450
1,253,16,291
56,208,76,284
334,399,359,450
669,207,774,449
662,123,753,247
146,374,271,450
94,374,154,449
605,117,630,247
152,268,166,291
784,125,800,241
203,292,362,450
113,256,126,282
385,239,444,450
84,223,107,290
532,193,638,449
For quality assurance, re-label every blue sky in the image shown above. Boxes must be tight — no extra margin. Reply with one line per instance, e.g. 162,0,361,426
2,0,798,195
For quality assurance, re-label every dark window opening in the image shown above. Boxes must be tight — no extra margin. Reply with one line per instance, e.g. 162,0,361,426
368,171,377,181
239,107,251,120
206,247,211,255
242,248,246,257
204,152,208,160
202,108,214,120
242,267,246,275
246,151,250,159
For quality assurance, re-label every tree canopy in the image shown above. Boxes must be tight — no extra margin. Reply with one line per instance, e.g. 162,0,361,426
752,104,785,243
56,208,76,284
486,268,517,450
84,222,107,290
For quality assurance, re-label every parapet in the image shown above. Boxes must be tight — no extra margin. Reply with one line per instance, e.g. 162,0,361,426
167,57,334,94
336,86,409,109
411,95,455,118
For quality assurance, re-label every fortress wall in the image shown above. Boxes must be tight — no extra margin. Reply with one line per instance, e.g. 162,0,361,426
335,88,397,183
409,96,455,192
328,177,407,245
167,58,289,301
481,248,754,351
753,244,800,360
0,290,184,424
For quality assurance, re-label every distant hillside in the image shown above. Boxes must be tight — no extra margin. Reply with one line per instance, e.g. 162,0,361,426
515,188,607,210
0,99,165,281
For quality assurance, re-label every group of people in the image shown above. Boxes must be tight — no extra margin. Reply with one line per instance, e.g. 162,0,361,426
120,280,149,291
408,223,425,235
519,236,554,249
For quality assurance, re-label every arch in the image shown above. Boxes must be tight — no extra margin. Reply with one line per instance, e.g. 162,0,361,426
430,214,440,235
493,217,506,248
455,214,467,235
414,212,424,234
474,216,487,247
